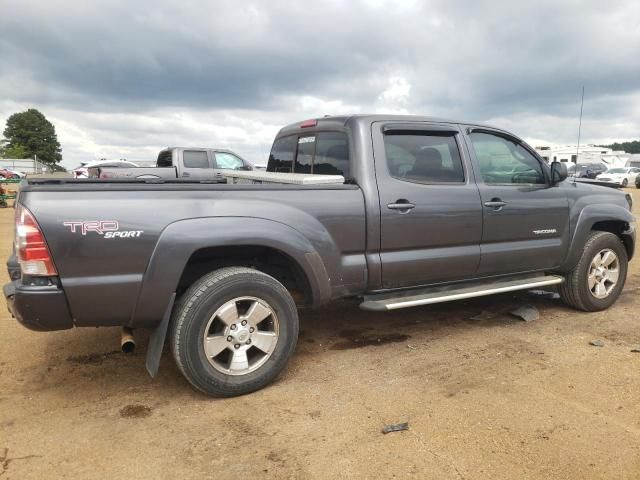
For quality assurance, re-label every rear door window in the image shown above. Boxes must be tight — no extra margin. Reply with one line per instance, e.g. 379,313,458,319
383,132,465,183
182,150,210,169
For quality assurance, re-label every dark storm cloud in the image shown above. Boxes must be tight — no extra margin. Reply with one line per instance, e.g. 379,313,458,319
0,1,394,110
1,0,639,166
2,0,635,116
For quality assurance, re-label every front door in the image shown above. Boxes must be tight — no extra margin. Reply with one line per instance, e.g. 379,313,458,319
373,123,483,289
463,129,569,275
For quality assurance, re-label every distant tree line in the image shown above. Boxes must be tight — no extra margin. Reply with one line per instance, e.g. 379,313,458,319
599,140,640,154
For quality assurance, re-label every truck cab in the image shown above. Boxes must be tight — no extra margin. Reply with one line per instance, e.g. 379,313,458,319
157,147,251,180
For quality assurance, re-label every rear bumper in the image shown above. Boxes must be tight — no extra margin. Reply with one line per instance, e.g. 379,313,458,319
4,280,74,331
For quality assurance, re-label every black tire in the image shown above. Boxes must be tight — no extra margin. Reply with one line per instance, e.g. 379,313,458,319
170,267,299,397
635,177,640,189
559,231,628,311
622,178,628,187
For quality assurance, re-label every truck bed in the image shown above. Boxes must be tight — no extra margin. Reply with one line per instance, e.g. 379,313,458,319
19,179,367,328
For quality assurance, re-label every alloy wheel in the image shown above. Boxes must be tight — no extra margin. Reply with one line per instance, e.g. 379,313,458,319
202,296,279,375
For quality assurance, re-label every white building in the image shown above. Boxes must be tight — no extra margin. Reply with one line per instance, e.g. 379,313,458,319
534,144,630,169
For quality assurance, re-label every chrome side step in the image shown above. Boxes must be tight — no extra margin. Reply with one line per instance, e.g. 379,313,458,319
360,274,564,311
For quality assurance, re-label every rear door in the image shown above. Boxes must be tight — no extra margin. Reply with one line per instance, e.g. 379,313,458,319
463,128,569,275
372,123,483,288
179,149,214,179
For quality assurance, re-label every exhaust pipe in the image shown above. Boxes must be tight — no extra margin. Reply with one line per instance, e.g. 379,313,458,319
121,327,136,353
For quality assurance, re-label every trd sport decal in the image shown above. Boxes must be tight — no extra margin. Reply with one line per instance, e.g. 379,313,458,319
63,220,143,238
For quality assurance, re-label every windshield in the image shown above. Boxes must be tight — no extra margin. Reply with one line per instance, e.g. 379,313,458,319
608,168,627,174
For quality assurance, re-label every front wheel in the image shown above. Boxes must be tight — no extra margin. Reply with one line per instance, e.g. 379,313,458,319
622,178,628,187
559,231,628,311
170,267,299,396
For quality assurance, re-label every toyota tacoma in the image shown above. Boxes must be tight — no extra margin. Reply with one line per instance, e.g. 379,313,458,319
4,115,635,396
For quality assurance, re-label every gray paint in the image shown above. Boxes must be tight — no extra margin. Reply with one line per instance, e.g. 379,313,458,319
11,115,636,330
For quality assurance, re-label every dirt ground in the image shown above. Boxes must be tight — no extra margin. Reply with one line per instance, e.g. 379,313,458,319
1,194,640,480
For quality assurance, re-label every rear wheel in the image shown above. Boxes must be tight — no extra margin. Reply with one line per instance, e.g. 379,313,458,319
559,231,627,311
171,267,299,396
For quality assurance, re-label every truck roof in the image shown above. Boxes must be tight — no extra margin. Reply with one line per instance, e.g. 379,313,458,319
277,114,520,141
160,147,239,154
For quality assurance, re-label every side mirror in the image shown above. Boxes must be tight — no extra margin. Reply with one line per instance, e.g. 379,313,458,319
551,161,568,185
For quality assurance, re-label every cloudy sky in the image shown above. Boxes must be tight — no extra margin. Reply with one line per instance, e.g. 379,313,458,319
1,0,639,168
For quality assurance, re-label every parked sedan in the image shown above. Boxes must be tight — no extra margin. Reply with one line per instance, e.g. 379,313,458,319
73,160,138,178
596,167,640,187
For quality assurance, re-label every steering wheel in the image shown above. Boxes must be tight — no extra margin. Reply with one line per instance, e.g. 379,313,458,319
481,173,503,183
511,170,539,183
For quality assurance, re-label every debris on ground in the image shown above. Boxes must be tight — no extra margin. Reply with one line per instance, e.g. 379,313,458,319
529,289,561,300
470,310,496,321
66,350,121,365
589,340,605,347
509,305,539,322
119,404,152,418
382,422,409,434
630,346,640,353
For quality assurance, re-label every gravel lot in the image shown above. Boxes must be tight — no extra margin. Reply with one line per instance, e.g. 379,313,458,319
1,193,640,479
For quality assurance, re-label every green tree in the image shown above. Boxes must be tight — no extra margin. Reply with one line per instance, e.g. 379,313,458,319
3,109,62,165
3,143,29,159
600,140,640,154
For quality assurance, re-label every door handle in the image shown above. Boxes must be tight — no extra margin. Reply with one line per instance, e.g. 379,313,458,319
182,172,191,177
484,199,506,210
387,200,415,213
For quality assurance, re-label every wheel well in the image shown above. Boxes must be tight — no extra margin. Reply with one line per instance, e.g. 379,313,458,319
592,220,634,259
176,246,313,306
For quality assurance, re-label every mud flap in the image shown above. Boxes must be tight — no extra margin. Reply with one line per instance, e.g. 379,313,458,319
145,293,176,378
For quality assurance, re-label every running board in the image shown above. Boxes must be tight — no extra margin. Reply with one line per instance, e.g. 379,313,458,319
360,274,564,311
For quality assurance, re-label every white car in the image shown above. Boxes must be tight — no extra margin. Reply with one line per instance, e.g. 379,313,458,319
596,167,640,187
73,160,138,178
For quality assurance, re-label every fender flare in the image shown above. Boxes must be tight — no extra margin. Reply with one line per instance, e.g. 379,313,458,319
559,204,635,271
130,217,332,327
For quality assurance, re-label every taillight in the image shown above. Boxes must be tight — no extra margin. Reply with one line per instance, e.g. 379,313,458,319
15,204,58,276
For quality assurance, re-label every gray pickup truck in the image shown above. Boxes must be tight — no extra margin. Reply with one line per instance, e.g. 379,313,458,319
4,115,636,397
93,147,253,181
